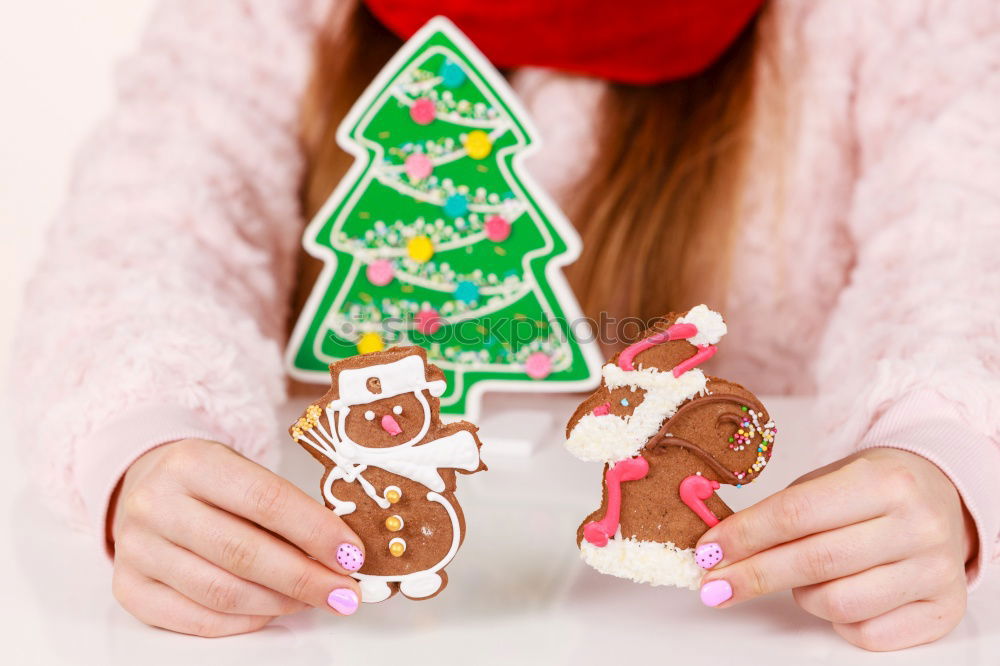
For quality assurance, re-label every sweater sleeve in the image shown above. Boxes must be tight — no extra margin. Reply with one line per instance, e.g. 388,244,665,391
9,0,331,534
813,1,1000,588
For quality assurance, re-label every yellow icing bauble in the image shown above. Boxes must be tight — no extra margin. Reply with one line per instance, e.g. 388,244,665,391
385,487,402,503
407,235,434,262
356,332,384,354
464,130,492,159
389,538,406,557
385,515,403,532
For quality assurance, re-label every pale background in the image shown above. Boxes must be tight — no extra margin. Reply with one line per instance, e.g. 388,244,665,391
1,4,998,664
1,0,155,370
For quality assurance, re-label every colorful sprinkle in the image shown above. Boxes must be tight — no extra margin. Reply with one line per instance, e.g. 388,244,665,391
407,235,434,262
464,130,492,159
410,98,436,125
484,214,511,242
444,193,469,217
439,60,467,88
356,332,384,355
524,352,553,380
366,259,394,286
453,280,479,303
404,153,433,181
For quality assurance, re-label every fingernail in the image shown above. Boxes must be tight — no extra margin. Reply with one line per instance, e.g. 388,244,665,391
327,588,358,615
695,542,723,569
700,579,732,607
336,543,364,571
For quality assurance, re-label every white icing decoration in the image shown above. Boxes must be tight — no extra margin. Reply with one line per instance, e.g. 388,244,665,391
393,404,403,415
579,536,702,590
355,491,459,602
328,354,446,410
564,365,708,463
292,351,480,603
676,304,727,347
364,410,375,421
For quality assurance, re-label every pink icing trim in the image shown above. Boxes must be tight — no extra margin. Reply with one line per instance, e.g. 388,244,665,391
679,475,721,527
592,402,611,416
672,344,717,377
583,456,650,547
617,322,698,371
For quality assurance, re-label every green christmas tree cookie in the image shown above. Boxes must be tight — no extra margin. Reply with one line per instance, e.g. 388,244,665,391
286,16,601,419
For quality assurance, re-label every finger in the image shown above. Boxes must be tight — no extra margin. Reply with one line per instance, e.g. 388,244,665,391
832,592,967,652
699,516,907,607
176,443,365,574
792,557,953,624
158,496,361,615
122,533,306,616
112,565,273,638
695,457,888,566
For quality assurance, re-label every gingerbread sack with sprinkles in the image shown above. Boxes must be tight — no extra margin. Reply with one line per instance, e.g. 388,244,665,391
286,16,601,420
565,305,777,590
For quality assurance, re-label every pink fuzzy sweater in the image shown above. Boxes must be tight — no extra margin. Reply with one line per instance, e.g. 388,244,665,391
11,0,1000,585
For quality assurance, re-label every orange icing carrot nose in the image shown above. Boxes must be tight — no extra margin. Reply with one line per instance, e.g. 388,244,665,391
381,414,403,436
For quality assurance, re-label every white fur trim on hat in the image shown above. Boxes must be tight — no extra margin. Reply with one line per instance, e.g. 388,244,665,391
676,304,727,346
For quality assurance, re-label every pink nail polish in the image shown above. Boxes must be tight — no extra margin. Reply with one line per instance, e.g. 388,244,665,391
336,543,364,571
327,588,358,615
695,542,723,569
700,579,732,607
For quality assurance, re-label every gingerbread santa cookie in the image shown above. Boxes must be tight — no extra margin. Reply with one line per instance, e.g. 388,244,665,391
290,346,486,602
565,305,776,589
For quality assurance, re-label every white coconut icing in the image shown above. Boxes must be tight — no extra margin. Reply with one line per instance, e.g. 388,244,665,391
579,536,703,590
564,365,708,463
676,304,727,347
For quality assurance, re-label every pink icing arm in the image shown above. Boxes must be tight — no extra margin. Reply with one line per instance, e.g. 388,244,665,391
618,323,698,371
672,344,717,377
679,474,721,527
583,456,650,547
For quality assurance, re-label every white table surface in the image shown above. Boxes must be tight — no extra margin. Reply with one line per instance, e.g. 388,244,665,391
2,394,998,665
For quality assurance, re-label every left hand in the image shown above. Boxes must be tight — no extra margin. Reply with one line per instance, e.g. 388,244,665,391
694,448,977,651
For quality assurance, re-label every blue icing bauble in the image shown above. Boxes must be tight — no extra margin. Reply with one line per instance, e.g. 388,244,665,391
439,60,467,88
454,280,479,304
444,193,469,218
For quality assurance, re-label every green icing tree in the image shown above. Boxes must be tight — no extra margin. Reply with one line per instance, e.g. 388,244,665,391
286,17,600,418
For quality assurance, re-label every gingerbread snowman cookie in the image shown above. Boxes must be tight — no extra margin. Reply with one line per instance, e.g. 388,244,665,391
565,305,776,589
290,346,486,602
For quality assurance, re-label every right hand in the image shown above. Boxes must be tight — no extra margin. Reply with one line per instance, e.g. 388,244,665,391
109,438,365,636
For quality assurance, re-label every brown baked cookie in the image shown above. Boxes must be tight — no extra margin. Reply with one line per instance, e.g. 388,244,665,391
290,346,486,602
564,305,776,589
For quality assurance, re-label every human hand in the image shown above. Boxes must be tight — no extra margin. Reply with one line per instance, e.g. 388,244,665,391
694,448,976,651
109,438,365,636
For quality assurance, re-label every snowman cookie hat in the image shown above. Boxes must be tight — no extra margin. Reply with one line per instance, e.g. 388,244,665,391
327,351,446,410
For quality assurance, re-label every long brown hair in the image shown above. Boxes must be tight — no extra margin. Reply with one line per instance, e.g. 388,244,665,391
297,1,765,331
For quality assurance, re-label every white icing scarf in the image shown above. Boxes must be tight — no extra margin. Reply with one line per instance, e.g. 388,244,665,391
330,428,481,493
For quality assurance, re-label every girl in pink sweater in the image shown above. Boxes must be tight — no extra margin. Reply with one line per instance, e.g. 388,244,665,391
11,0,999,649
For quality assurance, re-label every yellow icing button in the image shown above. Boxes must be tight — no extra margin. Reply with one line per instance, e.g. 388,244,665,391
407,235,434,262
389,537,406,557
464,130,492,160
356,332,384,355
385,515,403,532
385,486,401,503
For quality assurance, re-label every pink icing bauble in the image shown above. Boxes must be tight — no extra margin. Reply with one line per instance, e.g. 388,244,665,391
484,215,511,242
404,153,433,180
415,308,442,334
410,98,436,125
524,352,552,379
366,260,395,286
